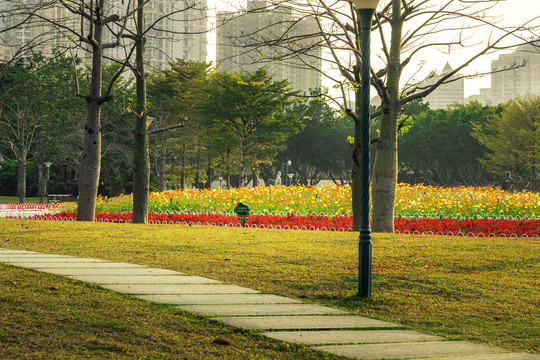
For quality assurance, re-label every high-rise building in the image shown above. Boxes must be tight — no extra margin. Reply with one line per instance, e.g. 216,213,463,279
490,41,540,105
105,0,207,70
216,0,321,94
423,62,464,109
1,1,207,70
0,2,72,61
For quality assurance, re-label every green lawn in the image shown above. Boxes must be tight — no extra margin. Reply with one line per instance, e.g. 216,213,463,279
0,196,41,204
1,218,538,356
0,264,344,359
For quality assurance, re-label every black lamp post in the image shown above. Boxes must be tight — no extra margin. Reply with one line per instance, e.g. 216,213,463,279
352,0,378,298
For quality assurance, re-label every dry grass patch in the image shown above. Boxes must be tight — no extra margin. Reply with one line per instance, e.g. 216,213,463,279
1,218,538,353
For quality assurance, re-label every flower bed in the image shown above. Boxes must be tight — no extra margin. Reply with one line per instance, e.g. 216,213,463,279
85,184,540,219
27,211,540,237
5,185,538,237
393,217,540,237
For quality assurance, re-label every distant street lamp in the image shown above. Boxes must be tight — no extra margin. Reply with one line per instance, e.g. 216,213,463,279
284,160,292,186
218,176,223,188
352,0,379,298
44,161,52,202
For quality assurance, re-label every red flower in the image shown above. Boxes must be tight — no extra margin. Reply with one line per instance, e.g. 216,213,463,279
27,211,539,237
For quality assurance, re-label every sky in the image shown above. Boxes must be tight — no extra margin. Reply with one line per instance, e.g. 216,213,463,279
206,0,540,97
444,0,540,96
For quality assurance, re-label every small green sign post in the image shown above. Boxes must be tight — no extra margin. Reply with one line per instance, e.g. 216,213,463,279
234,202,250,227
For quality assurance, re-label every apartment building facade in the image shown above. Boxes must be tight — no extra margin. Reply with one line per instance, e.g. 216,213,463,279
1,0,207,70
216,0,321,94
490,41,540,105
423,62,465,110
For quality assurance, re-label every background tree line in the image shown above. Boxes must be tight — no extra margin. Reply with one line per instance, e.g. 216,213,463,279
1,53,538,201
398,97,539,192
2,0,537,231
0,56,355,198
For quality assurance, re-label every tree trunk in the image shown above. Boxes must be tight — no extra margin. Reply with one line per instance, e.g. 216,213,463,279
158,135,166,192
17,149,26,204
78,99,102,221
371,111,398,232
37,140,44,203
181,144,186,189
132,0,150,224
38,162,44,203
371,0,403,233
77,2,106,222
351,75,362,231
239,139,245,187
532,157,537,193
110,179,122,197
205,157,212,189
195,149,200,189
226,149,231,188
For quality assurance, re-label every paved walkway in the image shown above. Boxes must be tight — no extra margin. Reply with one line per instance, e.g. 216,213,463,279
0,247,537,360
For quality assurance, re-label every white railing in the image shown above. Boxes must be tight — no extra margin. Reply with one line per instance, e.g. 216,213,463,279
0,204,57,218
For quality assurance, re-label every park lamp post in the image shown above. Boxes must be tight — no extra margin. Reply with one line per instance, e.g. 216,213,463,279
352,0,378,298
284,159,291,186
44,161,52,203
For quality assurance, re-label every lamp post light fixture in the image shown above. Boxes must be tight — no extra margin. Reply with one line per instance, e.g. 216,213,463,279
44,161,52,203
352,0,378,298
218,176,223,188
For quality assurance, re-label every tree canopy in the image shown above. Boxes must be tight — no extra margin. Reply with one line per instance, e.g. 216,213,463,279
399,101,503,187
0,52,84,202
472,96,539,191
195,68,303,186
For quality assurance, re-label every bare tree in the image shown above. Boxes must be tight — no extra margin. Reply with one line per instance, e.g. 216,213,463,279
219,0,539,231
1,0,139,220
2,0,206,222
0,98,43,203
118,0,205,223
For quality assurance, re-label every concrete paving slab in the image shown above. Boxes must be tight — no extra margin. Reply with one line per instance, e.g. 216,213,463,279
0,257,106,263
414,353,540,360
66,275,221,284
263,329,443,345
0,254,75,258
0,250,39,254
7,262,146,269
136,293,303,305
35,268,183,276
175,303,347,316
100,284,260,294
315,341,507,359
214,315,398,330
